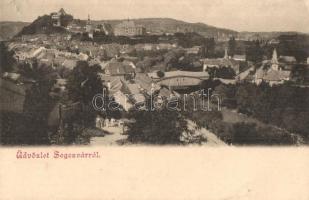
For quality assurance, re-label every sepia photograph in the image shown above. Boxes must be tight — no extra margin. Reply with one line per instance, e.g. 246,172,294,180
1,0,309,147
0,0,309,199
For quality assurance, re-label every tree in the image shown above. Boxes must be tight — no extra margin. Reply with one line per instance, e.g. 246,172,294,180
214,83,237,108
22,80,56,144
67,61,104,104
60,14,73,27
246,40,263,63
55,61,108,143
228,37,236,57
136,56,157,72
291,64,307,84
42,60,113,144
126,109,187,144
19,59,58,81
231,122,258,144
156,70,165,78
0,42,16,73
205,37,215,58
200,79,222,91
214,66,236,79
278,34,309,63
235,83,258,114
163,49,185,69
126,97,188,144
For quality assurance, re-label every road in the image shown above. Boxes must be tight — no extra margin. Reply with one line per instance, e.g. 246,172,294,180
90,119,227,146
90,126,127,146
187,119,227,146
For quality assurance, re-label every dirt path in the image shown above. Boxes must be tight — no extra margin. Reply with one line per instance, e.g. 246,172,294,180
90,127,127,146
187,120,227,146
90,120,227,146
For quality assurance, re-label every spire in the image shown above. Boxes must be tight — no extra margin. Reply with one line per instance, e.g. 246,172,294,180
271,48,278,64
59,8,66,15
87,14,91,25
271,48,279,71
224,47,228,59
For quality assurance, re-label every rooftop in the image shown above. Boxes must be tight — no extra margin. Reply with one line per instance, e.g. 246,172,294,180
105,62,135,75
148,70,209,79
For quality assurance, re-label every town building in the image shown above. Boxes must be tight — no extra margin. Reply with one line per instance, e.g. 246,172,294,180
86,14,93,33
67,23,84,33
254,49,291,86
233,54,246,61
94,23,114,35
201,54,241,74
148,70,209,89
279,55,296,64
114,20,146,36
104,61,136,79
185,46,205,56
271,48,279,71
51,8,67,27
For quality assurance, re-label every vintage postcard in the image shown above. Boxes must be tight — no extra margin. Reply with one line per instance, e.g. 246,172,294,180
0,0,309,199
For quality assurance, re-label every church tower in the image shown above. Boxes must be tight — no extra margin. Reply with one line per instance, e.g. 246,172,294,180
271,48,279,71
86,14,93,33
224,47,228,59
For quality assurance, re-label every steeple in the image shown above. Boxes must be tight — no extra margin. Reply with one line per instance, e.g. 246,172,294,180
59,8,66,15
224,47,228,59
271,48,278,64
86,14,93,33
271,48,279,71
87,14,91,24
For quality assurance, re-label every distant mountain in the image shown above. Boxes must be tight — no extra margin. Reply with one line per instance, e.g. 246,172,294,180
238,31,309,40
10,15,308,41
15,17,237,39
94,18,238,38
0,21,30,41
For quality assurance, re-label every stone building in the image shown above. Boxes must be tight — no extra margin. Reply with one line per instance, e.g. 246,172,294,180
114,20,146,36
85,14,93,33
254,49,291,86
51,8,67,27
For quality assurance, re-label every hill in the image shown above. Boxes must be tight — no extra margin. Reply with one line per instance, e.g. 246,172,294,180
11,16,308,41
16,15,70,36
238,31,309,40
0,22,30,41
94,18,238,38
15,17,237,39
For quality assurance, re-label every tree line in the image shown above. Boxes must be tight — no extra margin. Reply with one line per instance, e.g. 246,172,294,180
213,82,309,141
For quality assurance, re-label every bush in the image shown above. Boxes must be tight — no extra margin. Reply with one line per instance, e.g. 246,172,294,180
231,122,258,144
156,70,165,78
126,108,187,144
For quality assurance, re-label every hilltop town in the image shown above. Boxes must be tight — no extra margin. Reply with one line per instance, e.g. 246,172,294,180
1,8,309,146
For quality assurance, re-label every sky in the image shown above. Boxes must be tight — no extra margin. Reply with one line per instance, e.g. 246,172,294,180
1,0,309,32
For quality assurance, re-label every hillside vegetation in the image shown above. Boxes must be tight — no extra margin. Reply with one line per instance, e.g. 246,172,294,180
0,22,29,41
94,18,237,37
17,15,71,36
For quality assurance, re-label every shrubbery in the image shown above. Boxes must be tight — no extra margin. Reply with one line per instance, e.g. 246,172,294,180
213,82,309,140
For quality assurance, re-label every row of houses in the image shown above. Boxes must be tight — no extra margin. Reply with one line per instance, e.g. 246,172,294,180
199,47,309,86
10,41,90,71
200,49,245,74
96,59,181,111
